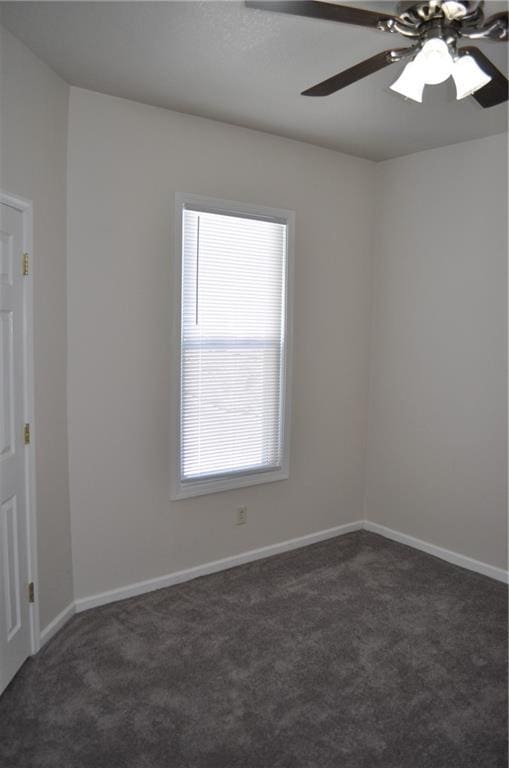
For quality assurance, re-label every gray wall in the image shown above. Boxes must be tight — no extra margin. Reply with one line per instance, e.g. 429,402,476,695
0,26,73,626
365,134,508,570
67,87,375,601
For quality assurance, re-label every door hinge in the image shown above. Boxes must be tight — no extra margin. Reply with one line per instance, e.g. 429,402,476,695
24,423,31,445
28,582,35,603
22,253,29,276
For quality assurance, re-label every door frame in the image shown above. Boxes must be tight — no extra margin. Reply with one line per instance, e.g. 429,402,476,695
1,189,39,655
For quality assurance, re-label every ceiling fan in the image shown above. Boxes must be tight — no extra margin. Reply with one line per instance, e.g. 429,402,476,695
245,1,508,106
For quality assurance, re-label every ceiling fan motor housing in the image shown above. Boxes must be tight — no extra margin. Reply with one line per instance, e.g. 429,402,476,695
396,1,482,24
382,1,485,38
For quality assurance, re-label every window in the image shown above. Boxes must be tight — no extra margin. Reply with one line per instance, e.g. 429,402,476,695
171,194,293,499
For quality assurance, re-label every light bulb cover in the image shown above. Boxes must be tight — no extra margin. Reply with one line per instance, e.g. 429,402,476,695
390,61,425,103
452,54,492,99
441,1,468,20
414,38,454,85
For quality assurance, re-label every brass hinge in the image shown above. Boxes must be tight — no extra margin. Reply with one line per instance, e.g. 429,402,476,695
24,423,30,445
28,582,35,603
22,253,29,276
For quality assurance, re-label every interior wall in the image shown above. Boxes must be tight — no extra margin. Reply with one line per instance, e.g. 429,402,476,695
365,133,508,570
67,87,375,601
0,22,505,634
0,25,73,627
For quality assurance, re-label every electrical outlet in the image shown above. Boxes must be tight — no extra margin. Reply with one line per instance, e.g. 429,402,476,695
236,506,247,525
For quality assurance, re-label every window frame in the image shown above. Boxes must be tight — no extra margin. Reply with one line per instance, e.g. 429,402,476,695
170,192,294,501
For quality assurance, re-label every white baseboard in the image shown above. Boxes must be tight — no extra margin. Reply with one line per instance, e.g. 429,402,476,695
40,519,507,648
74,521,363,613
39,602,76,648
363,520,509,584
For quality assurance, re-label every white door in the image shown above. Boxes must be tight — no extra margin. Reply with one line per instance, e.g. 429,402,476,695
0,201,31,694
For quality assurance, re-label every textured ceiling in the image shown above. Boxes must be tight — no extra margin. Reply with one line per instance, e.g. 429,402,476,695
1,1,507,160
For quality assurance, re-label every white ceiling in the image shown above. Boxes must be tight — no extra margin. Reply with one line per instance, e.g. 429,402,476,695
1,1,507,160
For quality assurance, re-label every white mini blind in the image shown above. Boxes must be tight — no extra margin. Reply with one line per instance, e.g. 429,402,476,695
180,206,287,483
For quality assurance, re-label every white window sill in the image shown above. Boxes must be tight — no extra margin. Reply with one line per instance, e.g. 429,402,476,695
171,466,289,501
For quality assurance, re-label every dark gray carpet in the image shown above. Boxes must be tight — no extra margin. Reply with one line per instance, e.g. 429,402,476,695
0,531,507,768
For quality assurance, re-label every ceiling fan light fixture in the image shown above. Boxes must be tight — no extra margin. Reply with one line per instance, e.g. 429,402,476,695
414,38,454,85
452,54,492,99
389,61,425,103
441,1,468,21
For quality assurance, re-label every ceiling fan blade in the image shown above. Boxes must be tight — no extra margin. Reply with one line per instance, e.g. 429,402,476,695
245,1,396,29
301,48,412,96
460,46,508,107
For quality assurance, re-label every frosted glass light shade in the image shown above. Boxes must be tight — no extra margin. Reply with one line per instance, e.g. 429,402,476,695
452,55,492,99
390,61,425,103
414,39,454,85
441,1,468,20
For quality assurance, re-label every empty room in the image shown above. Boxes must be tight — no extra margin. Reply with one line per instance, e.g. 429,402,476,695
0,1,507,766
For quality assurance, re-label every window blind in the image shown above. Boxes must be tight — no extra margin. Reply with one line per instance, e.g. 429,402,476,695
180,207,287,482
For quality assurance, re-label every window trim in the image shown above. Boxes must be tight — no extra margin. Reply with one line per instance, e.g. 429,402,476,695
170,193,294,501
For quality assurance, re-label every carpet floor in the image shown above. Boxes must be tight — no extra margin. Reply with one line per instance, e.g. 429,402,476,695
0,530,507,768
